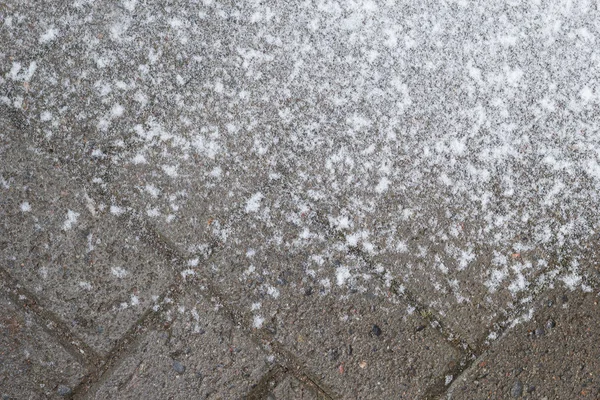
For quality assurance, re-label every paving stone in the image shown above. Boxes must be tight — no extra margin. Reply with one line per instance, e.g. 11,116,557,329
6,1,600,350
449,286,600,400
193,189,462,398
4,1,600,397
92,286,272,399
0,132,173,355
0,292,86,400
270,375,325,400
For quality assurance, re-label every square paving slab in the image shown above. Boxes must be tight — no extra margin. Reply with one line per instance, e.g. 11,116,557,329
1,130,173,356
0,290,86,399
449,285,600,400
92,286,272,399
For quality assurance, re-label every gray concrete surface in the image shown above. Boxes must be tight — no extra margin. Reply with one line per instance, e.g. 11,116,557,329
2,0,600,399
1,131,174,355
0,291,86,399
92,287,272,399
270,374,326,400
449,287,600,399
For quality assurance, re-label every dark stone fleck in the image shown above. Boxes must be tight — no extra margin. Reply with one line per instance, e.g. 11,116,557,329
173,360,186,374
527,385,536,393
347,344,353,356
57,385,72,397
546,319,556,329
511,380,523,397
304,287,313,296
329,348,339,361
371,324,382,337
266,324,277,335
416,324,426,332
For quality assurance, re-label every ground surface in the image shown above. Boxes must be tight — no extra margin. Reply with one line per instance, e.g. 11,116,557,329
2,1,600,399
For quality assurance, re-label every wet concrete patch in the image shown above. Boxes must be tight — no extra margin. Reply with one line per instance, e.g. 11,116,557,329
0,291,86,399
449,286,600,399
1,137,173,355
92,286,272,399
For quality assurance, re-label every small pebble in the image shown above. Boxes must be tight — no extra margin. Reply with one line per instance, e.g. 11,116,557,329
266,324,277,335
511,380,523,397
329,349,339,361
416,325,426,332
57,385,72,397
173,360,186,374
546,319,556,329
371,324,382,337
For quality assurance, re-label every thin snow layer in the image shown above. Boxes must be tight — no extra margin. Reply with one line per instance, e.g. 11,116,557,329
4,1,599,316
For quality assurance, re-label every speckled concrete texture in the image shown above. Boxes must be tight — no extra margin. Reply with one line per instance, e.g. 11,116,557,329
0,289,86,399
449,287,600,399
2,1,600,399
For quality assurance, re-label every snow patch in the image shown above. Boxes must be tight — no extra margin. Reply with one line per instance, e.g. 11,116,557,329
110,205,125,215
267,286,280,298
375,177,390,193
445,375,453,385
336,266,352,286
181,269,196,279
40,28,58,43
561,273,582,290
111,267,129,278
62,210,80,230
253,315,264,329
132,154,146,164
245,192,264,213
